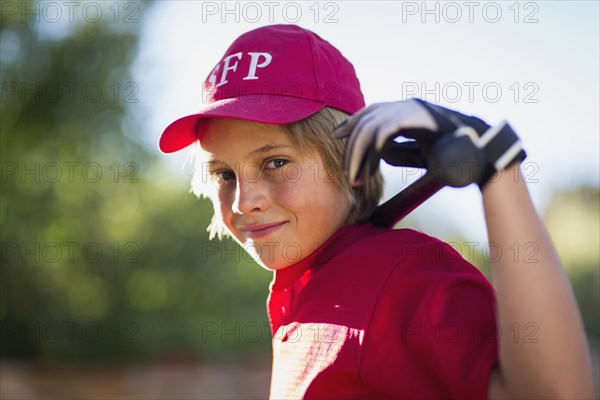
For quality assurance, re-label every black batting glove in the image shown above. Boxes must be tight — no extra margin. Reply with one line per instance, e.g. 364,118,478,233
333,98,526,189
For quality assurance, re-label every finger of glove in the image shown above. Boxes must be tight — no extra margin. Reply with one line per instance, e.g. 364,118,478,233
397,99,440,133
425,102,489,135
333,119,351,138
352,136,380,185
369,101,439,150
343,101,438,181
371,107,416,151
343,114,379,183
351,132,382,185
344,105,405,152
333,103,387,139
332,109,369,139
342,106,407,184
334,100,427,139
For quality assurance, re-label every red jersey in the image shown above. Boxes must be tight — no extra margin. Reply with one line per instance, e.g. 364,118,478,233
267,223,498,399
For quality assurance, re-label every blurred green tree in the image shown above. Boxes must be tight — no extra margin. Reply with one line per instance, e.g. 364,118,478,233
1,1,271,363
544,186,599,338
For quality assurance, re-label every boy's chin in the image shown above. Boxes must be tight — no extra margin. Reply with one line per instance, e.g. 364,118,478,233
249,250,295,271
238,240,302,271
256,258,294,271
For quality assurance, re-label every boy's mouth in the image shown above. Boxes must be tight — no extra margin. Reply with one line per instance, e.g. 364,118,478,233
238,221,288,239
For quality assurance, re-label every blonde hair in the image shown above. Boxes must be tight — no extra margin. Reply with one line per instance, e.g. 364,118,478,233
191,107,384,239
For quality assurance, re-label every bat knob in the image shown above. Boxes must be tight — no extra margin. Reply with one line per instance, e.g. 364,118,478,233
427,134,487,187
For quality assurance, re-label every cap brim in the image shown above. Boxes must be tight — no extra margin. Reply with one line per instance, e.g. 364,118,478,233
159,96,326,153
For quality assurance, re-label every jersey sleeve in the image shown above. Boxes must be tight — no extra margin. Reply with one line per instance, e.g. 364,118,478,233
359,238,498,399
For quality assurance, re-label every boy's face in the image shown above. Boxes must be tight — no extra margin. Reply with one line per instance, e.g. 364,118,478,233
201,118,353,270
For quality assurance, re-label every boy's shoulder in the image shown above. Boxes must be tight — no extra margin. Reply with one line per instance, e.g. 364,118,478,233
325,223,489,286
343,222,451,248
341,223,467,267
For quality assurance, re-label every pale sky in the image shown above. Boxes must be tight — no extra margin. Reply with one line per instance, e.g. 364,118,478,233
133,1,599,242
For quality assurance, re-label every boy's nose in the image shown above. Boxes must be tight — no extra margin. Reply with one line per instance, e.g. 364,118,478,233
232,177,269,214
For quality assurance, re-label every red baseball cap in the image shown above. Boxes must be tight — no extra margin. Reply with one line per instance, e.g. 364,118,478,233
159,24,365,153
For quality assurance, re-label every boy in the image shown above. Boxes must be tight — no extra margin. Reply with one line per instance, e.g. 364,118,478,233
159,25,593,398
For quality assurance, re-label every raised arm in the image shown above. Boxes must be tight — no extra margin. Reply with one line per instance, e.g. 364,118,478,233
484,165,594,399
334,98,595,398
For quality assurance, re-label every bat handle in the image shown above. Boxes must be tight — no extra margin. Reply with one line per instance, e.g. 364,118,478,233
369,173,444,227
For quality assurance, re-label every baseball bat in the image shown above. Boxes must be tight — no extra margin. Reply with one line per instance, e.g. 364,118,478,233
368,132,483,227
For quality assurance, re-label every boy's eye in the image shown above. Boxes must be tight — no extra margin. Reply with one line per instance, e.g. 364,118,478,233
221,171,236,181
265,159,288,169
211,169,236,184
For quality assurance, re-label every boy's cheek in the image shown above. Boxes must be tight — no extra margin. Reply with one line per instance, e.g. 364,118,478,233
270,178,307,206
213,193,234,223
266,164,301,185
215,187,234,207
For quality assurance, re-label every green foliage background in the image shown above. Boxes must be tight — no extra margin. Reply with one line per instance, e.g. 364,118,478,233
0,1,272,362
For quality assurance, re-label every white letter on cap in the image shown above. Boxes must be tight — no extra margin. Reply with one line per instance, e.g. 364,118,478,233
243,52,272,80
218,52,243,86
207,63,220,85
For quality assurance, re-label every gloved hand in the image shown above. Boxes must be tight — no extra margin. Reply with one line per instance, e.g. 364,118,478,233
333,98,526,189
